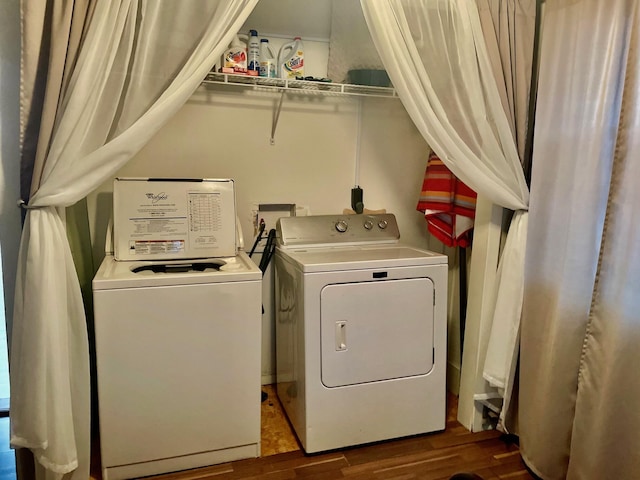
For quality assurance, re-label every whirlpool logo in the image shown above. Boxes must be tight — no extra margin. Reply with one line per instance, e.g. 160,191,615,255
145,192,168,204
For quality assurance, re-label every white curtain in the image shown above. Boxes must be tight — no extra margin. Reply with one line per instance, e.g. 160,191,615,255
11,1,257,478
520,0,640,478
360,0,529,425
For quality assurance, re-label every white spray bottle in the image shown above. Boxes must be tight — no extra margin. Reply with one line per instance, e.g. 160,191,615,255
247,29,260,75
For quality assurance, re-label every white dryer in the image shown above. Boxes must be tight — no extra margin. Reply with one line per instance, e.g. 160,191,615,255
275,214,447,453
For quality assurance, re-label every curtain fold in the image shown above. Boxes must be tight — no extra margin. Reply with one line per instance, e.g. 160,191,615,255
477,0,536,164
360,0,529,429
475,0,536,433
13,1,258,478
20,0,93,205
361,0,528,210
519,0,639,478
569,30,640,476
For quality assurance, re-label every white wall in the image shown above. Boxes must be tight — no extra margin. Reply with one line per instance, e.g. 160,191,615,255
86,84,435,383
85,0,463,385
88,90,432,254
0,0,22,343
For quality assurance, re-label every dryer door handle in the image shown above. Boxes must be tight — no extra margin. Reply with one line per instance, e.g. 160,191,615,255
335,321,347,351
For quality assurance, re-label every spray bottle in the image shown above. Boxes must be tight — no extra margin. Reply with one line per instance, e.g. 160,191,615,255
247,29,260,76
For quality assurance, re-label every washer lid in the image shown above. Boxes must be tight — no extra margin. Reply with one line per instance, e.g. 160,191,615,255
92,251,261,290
113,177,237,261
276,244,447,273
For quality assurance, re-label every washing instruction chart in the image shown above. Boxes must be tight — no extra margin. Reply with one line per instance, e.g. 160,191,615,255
113,178,236,261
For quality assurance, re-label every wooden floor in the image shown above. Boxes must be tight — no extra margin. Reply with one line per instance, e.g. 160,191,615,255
130,386,535,480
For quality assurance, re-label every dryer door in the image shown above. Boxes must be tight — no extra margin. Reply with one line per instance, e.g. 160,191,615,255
320,277,434,388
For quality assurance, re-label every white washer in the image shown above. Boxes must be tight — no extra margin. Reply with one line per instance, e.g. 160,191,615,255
93,251,262,480
275,214,447,453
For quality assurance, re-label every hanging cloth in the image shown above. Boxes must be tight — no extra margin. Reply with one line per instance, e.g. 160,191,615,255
417,151,477,247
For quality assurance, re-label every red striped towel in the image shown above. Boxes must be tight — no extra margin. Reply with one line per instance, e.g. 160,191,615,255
416,151,477,248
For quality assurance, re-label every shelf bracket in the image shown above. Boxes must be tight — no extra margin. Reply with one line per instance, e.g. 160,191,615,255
270,90,286,145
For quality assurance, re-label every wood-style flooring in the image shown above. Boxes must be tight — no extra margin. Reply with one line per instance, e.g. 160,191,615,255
107,385,535,480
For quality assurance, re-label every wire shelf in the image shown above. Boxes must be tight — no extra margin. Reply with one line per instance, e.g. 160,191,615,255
202,72,399,99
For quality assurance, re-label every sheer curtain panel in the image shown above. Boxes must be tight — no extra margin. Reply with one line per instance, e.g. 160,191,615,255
20,0,93,204
520,0,640,478
476,0,537,433
360,0,529,428
13,1,258,479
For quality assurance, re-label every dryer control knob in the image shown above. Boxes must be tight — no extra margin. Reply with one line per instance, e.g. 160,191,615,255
364,220,374,230
335,220,348,233
378,219,388,229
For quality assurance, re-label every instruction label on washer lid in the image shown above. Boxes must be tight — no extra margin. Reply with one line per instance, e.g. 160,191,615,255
113,178,237,261
130,240,185,255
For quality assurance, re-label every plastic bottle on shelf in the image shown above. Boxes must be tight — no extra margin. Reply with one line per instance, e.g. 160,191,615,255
247,29,260,76
221,34,247,74
258,39,277,78
278,37,304,79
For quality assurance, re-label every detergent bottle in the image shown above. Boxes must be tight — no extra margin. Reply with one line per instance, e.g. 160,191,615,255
247,29,260,75
221,34,247,74
278,37,304,79
258,39,277,78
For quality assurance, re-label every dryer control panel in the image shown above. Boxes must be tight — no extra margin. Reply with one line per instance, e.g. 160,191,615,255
277,213,400,247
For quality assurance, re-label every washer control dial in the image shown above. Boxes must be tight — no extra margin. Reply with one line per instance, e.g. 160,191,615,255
378,219,388,229
364,220,374,230
335,220,349,233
